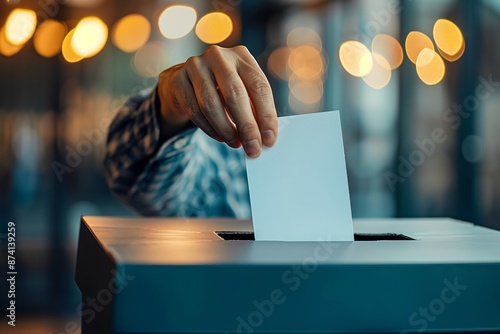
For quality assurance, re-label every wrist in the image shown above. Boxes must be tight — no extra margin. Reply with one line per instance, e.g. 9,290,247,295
156,66,192,143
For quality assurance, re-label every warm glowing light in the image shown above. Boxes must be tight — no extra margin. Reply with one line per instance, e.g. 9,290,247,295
439,39,465,62
71,16,108,58
433,19,465,61
112,14,150,53
362,53,392,89
405,31,434,64
339,41,373,77
287,27,322,50
133,41,169,77
65,0,105,7
0,26,23,56
5,9,37,46
288,45,324,80
416,48,445,85
62,29,84,63
289,78,323,104
195,12,233,44
267,47,291,80
371,34,403,69
34,20,67,58
158,5,196,39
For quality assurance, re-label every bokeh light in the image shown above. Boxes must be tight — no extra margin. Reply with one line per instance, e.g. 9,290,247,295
34,20,67,58
440,39,465,62
416,48,445,85
433,19,465,61
362,53,392,89
287,27,322,50
62,29,84,63
71,16,108,58
4,8,37,46
158,5,196,40
112,14,151,53
339,41,373,77
433,19,463,56
288,45,325,80
289,77,323,104
267,47,291,80
195,12,233,44
133,41,169,77
405,31,434,64
0,26,23,56
371,34,403,69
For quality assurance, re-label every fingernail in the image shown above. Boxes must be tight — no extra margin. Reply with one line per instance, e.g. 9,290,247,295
244,139,261,158
261,130,275,147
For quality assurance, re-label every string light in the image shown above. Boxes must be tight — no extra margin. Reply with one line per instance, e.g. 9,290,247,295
371,34,403,70
416,48,446,85
196,12,233,44
362,53,392,89
112,14,150,53
0,26,23,56
71,16,108,58
433,19,465,62
158,5,197,40
34,20,67,58
339,19,464,88
405,31,434,64
62,29,84,63
339,41,373,77
4,8,37,46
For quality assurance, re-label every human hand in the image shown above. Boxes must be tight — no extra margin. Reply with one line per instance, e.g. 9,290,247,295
157,45,278,158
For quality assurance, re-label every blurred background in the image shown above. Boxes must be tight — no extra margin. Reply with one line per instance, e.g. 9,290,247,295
0,0,499,332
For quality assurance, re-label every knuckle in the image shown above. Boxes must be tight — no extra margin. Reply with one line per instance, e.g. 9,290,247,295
185,105,200,119
199,82,220,113
219,128,237,142
205,45,224,57
248,77,272,98
226,81,247,103
259,113,277,127
238,122,259,139
234,45,249,54
184,56,200,76
185,56,197,67
199,81,213,101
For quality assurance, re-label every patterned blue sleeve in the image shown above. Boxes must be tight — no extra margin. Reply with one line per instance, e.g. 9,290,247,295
104,87,251,218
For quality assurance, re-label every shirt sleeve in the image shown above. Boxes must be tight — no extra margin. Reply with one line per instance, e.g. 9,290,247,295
103,86,251,218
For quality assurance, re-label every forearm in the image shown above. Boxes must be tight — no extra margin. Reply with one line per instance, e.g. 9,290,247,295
103,87,193,203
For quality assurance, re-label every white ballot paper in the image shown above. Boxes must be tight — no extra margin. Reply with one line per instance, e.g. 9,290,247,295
245,111,354,241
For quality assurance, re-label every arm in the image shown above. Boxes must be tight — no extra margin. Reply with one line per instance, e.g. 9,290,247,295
104,45,277,217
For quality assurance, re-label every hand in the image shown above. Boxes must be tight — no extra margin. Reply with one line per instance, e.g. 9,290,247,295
157,45,278,158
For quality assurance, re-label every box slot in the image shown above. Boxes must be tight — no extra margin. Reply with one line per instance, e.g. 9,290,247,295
215,231,415,241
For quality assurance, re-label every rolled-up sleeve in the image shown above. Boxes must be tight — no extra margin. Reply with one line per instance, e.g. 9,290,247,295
104,87,251,218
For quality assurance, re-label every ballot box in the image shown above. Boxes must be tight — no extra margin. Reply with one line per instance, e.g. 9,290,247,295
75,216,500,333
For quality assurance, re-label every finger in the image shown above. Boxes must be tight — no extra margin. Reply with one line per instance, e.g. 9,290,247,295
237,49,278,148
209,52,262,158
174,69,223,142
185,57,240,148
